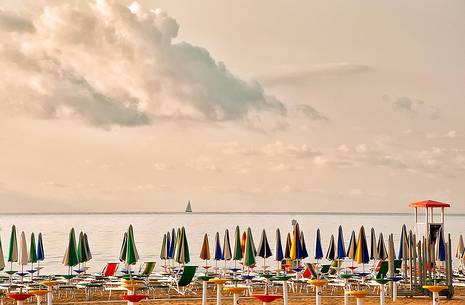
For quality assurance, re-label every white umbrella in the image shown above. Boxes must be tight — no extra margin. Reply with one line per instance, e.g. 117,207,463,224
18,232,28,284
0,237,5,271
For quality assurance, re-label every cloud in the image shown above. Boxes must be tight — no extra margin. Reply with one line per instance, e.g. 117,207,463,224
384,95,440,120
294,104,329,122
216,141,320,159
260,63,374,87
0,1,285,128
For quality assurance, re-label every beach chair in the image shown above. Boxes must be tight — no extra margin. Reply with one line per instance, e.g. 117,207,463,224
102,263,119,277
374,261,389,279
138,262,156,278
303,263,318,279
168,265,198,295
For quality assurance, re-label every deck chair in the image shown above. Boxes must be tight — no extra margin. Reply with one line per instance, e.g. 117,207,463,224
139,262,156,277
374,261,389,279
168,265,198,295
329,260,342,275
320,264,331,275
303,263,318,279
103,263,119,277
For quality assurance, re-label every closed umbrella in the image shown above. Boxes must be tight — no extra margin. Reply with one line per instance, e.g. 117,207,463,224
28,233,37,278
241,232,247,256
63,228,79,276
0,237,5,271
314,228,323,261
398,225,409,280
258,229,272,269
284,233,291,259
355,226,369,266
119,232,128,262
388,234,398,301
377,233,388,260
222,229,232,273
457,235,465,271
436,228,446,262
168,229,176,259
175,227,190,265
347,230,357,271
77,232,89,271
18,231,28,282
370,228,378,260
290,223,303,260
37,233,44,275
8,225,18,274
233,226,243,264
200,233,211,270
214,232,223,261
84,233,92,261
300,232,309,259
336,225,346,260
243,228,256,269
160,233,168,271
326,234,335,261
275,229,284,263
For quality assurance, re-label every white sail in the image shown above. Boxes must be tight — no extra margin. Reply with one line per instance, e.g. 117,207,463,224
185,201,192,213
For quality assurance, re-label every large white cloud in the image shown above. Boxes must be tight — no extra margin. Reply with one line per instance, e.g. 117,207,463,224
0,0,286,127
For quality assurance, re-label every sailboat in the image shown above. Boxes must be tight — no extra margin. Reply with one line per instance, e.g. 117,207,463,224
185,201,192,213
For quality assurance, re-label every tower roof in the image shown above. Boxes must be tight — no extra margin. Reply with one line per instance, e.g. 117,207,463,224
409,200,450,208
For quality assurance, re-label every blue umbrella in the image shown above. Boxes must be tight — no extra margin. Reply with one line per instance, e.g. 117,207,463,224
168,228,176,259
336,226,346,259
326,234,335,261
290,223,303,260
214,232,223,261
258,229,272,259
437,228,446,262
300,232,309,259
275,229,284,262
37,233,45,261
315,228,323,260
355,226,370,265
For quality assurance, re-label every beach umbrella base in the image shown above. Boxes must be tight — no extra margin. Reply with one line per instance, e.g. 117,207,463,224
223,286,247,305
272,274,292,305
209,278,227,305
308,279,328,305
7,293,33,305
346,290,369,305
251,294,282,305
423,286,448,305
374,279,390,305
29,290,48,305
40,280,58,305
198,275,214,305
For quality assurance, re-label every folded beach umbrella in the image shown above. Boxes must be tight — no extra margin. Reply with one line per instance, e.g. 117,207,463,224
233,226,243,261
0,238,5,271
243,228,256,268
456,235,464,259
223,229,232,261
398,224,408,260
165,231,172,259
29,233,37,264
125,225,139,265
119,232,128,262
347,231,357,260
300,232,309,259
37,233,45,262
175,227,190,265
436,228,446,262
370,228,378,260
8,225,18,266
291,223,303,260
284,233,292,259
241,231,246,256
387,234,395,276
168,229,176,259
336,225,346,259
214,232,222,261
160,233,168,260
18,231,28,267
326,234,335,261
200,233,211,263
355,226,370,265
275,229,284,262
377,233,388,260
78,232,89,264
84,233,92,261
258,229,272,259
63,228,79,267
314,228,323,260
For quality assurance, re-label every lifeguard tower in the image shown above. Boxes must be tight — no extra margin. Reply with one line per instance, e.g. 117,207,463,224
409,200,450,243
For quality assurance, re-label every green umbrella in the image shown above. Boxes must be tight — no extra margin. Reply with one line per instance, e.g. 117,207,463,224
8,225,18,264
63,228,79,268
125,225,139,265
233,226,243,260
243,228,256,268
84,233,92,260
78,231,90,264
119,232,128,262
29,233,38,264
175,227,190,265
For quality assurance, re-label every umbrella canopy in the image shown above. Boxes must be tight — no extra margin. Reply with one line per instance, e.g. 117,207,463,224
125,225,139,265
214,232,222,261
200,233,211,261
436,228,446,262
398,224,409,260
456,235,464,259
8,225,18,263
29,233,38,264
37,233,45,262
290,223,303,260
370,228,378,260
160,234,168,260
377,233,388,260
241,232,247,255
258,229,272,259
77,232,89,263
223,229,232,260
243,228,256,267
314,228,323,260
336,225,346,259
347,231,357,260
18,231,28,266
355,226,370,264
300,232,309,259
168,229,176,259
119,232,128,262
326,234,335,261
63,228,78,267
175,227,190,265
83,233,92,261
233,226,243,260
388,234,395,277
166,232,172,258
284,233,291,259
275,229,284,262
0,238,4,271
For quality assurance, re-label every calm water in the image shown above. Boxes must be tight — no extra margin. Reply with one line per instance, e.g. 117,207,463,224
0,213,464,274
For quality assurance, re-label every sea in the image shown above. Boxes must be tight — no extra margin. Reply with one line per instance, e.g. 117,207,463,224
0,212,464,274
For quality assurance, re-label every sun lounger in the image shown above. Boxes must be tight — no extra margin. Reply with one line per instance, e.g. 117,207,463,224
167,265,198,295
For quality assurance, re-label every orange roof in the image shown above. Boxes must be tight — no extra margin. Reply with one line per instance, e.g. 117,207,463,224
409,200,450,208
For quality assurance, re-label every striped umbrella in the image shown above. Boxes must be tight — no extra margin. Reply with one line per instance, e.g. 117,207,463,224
258,229,272,269
29,233,38,265
119,232,128,262
78,232,89,265
37,233,45,262
233,226,243,261
0,237,5,271
436,228,446,262
168,229,176,259
222,229,232,261
336,225,346,259
125,225,139,266
275,229,284,262
300,232,309,259
8,225,18,269
314,228,323,260
200,233,211,267
241,232,247,256
347,231,357,260
377,233,388,260
160,233,168,260
355,226,370,265
214,232,223,261
284,233,292,259
370,228,378,260
243,228,256,268
290,223,303,260
63,228,79,268
175,227,190,265
326,234,335,261
165,231,171,260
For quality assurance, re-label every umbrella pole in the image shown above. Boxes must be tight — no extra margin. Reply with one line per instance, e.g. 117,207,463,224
380,283,385,305
283,278,288,305
202,280,208,305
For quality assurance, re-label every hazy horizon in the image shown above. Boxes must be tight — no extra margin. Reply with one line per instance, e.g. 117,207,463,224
1,0,464,213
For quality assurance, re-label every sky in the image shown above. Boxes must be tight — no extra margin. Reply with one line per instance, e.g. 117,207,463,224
0,0,464,213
